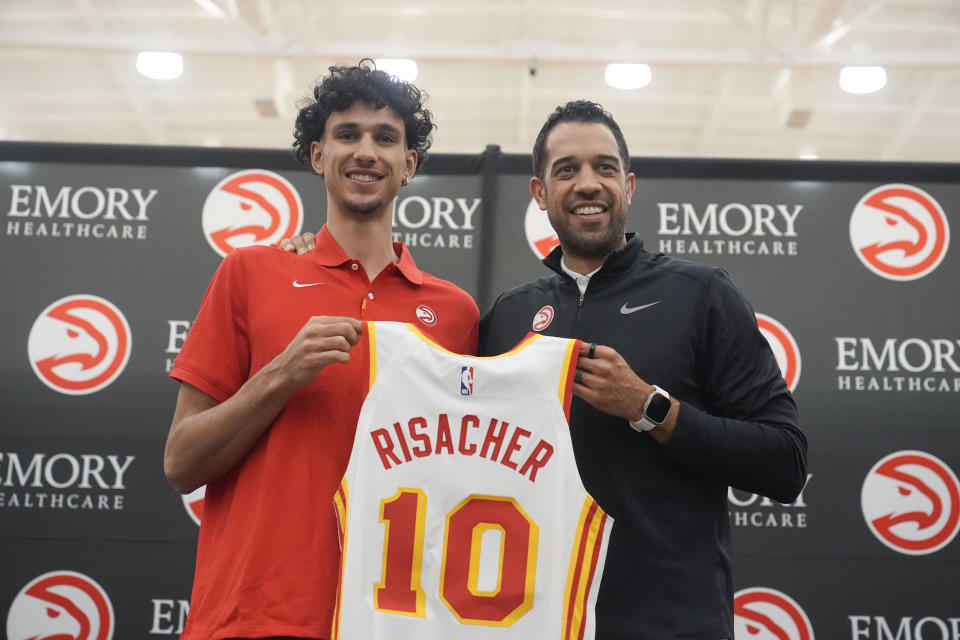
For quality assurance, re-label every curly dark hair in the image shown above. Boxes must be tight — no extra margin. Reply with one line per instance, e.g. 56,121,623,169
292,59,435,170
531,100,631,180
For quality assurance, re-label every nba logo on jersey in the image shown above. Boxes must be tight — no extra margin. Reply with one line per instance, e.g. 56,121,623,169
460,365,474,396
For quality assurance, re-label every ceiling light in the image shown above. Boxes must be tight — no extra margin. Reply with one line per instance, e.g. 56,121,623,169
799,153,819,160
604,63,652,90
838,66,886,94
374,58,418,82
136,51,184,80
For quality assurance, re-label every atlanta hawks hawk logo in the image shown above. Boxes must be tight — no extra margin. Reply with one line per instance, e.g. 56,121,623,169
6,571,115,640
27,295,132,395
182,484,206,526
734,587,814,640
849,184,949,281
756,313,801,392
202,169,303,257
861,450,960,555
532,305,555,332
524,198,560,259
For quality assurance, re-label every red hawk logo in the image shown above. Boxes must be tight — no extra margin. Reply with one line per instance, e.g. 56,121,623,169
6,571,114,640
524,198,560,259
734,587,814,640
202,169,303,257
849,184,949,281
861,450,960,555
756,313,801,392
532,306,555,332
28,295,131,395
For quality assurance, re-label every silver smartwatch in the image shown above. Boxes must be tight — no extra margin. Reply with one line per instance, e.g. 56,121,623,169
629,385,671,432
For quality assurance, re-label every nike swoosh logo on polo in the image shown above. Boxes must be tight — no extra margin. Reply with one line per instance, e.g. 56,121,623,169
292,280,324,288
620,301,661,314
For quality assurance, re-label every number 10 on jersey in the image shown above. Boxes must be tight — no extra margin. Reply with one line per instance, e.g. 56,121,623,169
376,488,539,626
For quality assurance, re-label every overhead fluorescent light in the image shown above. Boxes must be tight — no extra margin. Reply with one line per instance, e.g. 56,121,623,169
604,63,652,90
839,66,886,94
374,58,418,82
136,51,184,80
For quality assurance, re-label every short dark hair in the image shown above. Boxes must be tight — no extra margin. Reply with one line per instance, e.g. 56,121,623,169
292,59,435,170
531,100,630,179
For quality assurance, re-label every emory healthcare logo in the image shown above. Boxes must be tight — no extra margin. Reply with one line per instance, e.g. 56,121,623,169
28,295,132,395
524,198,560,259
756,313,801,392
6,571,114,640
849,184,950,281
734,587,814,640
201,169,303,257
861,450,960,555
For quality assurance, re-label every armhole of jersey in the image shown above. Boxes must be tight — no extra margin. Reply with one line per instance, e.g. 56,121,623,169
559,339,581,421
331,479,350,640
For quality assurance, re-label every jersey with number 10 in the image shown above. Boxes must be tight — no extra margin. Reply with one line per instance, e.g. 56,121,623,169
332,321,612,640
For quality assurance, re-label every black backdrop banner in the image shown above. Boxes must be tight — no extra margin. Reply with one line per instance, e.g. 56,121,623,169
2,142,958,640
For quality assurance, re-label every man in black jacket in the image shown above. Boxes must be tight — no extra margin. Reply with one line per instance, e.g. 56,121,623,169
478,100,807,640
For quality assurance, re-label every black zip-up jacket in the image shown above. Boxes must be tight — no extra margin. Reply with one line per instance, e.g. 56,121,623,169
479,234,807,640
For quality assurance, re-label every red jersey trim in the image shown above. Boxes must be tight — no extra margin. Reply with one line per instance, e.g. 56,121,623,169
562,497,609,640
559,339,581,421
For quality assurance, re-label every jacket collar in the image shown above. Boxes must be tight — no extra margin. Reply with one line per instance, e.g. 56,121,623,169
542,233,647,280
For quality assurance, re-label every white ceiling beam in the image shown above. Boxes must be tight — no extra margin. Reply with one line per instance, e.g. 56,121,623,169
718,0,785,59
801,0,847,46
695,69,736,155
881,72,939,159
192,0,228,19
70,0,166,144
810,0,892,51
3,30,960,67
516,0,537,148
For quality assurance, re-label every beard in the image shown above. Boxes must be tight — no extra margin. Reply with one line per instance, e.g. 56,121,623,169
550,200,627,261
339,193,386,215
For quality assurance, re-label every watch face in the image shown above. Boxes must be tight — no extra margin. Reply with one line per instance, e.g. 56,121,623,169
646,392,672,423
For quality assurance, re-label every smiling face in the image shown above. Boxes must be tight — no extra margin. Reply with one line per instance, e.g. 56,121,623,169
530,121,634,271
310,101,417,221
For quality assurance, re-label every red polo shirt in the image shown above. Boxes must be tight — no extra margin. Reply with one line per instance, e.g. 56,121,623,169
171,225,478,640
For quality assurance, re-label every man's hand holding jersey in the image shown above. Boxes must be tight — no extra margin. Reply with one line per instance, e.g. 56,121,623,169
573,342,679,445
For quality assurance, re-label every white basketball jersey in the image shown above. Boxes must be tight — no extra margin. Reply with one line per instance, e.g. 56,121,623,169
332,321,612,640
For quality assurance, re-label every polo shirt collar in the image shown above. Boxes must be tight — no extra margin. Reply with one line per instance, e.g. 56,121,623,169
312,224,423,285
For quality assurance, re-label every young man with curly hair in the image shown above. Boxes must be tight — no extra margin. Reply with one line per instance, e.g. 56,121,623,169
164,60,478,640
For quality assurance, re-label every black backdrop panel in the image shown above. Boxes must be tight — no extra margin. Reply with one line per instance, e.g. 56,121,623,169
2,142,957,638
